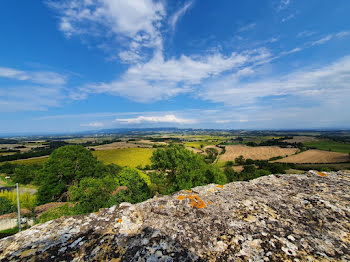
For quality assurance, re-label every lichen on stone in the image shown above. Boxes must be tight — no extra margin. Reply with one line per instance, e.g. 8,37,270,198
0,171,349,261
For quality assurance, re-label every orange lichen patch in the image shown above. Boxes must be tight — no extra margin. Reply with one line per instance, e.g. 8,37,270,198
316,171,327,177
208,201,213,205
189,195,206,209
183,190,193,193
159,205,164,209
117,218,123,223
216,185,224,189
177,195,186,200
187,194,196,200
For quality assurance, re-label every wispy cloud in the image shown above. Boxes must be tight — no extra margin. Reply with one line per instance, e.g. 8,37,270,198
200,55,350,107
312,31,350,46
169,1,194,31
281,13,295,23
237,23,256,33
80,122,104,127
116,114,195,124
0,66,66,85
297,31,316,38
277,0,291,11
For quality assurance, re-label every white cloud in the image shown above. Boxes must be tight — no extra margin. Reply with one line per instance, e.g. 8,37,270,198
48,0,166,62
80,122,104,127
0,67,66,85
312,31,350,46
116,114,195,124
237,23,256,33
0,66,67,112
277,0,291,11
169,1,193,31
79,48,271,102
0,85,65,112
281,13,295,23
200,55,350,107
297,31,315,38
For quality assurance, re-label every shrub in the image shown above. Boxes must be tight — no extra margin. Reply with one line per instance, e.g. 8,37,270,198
0,196,16,215
36,203,75,224
0,191,36,211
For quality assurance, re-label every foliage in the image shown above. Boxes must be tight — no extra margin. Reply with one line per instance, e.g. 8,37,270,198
224,167,239,182
93,148,153,168
36,203,75,224
0,162,19,175
235,155,245,165
11,165,41,185
36,145,104,204
0,191,36,210
110,167,152,205
69,176,118,214
0,196,16,215
204,148,219,164
151,145,226,193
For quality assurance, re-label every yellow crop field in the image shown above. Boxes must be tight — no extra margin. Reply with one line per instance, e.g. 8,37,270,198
93,148,154,168
219,145,299,161
273,149,350,164
13,157,48,166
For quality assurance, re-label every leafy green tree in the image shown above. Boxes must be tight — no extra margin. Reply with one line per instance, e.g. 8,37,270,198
0,196,16,215
224,167,239,182
69,176,118,213
235,155,245,165
36,145,103,204
109,167,152,205
12,165,41,185
151,145,226,192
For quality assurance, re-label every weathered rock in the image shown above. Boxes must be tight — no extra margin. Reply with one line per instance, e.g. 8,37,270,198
1,171,349,261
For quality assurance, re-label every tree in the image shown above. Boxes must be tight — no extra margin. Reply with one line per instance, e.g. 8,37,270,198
0,197,16,215
37,145,103,204
151,145,226,192
235,155,245,165
69,176,118,213
109,167,152,205
12,165,41,185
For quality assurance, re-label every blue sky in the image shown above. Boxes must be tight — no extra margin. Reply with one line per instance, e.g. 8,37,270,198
1,0,350,134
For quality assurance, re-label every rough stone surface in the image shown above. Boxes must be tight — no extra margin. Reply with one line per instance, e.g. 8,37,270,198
0,171,349,261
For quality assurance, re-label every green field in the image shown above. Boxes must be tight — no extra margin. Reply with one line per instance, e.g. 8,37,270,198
304,141,350,153
93,148,154,168
184,141,219,149
13,157,48,166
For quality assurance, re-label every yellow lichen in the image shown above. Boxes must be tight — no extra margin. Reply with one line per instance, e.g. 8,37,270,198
177,195,186,200
216,185,224,189
208,201,213,204
117,219,122,223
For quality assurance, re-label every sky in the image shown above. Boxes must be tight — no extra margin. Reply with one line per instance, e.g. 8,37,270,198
1,0,350,134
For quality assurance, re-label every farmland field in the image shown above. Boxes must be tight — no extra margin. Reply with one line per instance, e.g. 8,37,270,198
184,141,219,149
93,148,154,168
274,150,350,164
89,141,151,151
219,145,299,161
303,141,350,153
12,156,48,165
283,136,318,143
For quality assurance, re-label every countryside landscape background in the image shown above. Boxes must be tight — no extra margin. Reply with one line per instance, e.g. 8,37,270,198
1,0,350,253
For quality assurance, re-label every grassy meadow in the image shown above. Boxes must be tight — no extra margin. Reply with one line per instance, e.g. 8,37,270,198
304,140,350,154
93,148,154,168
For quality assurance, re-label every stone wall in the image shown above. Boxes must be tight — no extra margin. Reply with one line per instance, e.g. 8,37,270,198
0,171,349,261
